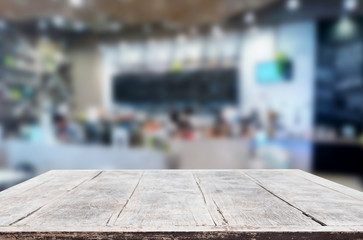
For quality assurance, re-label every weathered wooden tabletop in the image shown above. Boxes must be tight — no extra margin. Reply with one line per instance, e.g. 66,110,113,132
0,170,362,239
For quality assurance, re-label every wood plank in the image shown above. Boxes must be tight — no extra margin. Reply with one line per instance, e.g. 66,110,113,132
14,171,144,227
114,171,216,227
295,170,363,201
193,170,320,227
0,170,361,239
244,170,363,226
0,170,100,226
1,230,363,240
0,171,54,197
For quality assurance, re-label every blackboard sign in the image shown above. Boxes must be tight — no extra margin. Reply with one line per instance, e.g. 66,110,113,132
113,69,238,108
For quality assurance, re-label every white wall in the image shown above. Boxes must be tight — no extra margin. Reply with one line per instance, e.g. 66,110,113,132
99,21,316,137
240,21,316,136
69,46,104,112
100,46,116,112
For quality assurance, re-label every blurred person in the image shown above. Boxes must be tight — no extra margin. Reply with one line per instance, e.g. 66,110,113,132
115,113,135,133
267,111,280,139
95,109,114,145
143,117,169,150
240,109,265,159
178,107,198,140
180,108,193,125
179,121,195,141
168,109,182,138
116,113,146,147
53,114,83,143
99,118,113,145
2,118,21,139
53,114,71,142
241,110,262,138
84,107,103,144
129,127,144,147
111,126,129,148
222,106,240,137
209,110,231,138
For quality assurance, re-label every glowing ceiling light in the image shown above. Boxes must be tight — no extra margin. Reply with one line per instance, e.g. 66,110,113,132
244,12,255,24
69,0,83,8
335,17,357,39
344,0,358,11
286,0,300,11
53,16,66,28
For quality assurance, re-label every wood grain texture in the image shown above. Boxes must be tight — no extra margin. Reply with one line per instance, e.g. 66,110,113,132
0,170,362,240
0,170,100,226
192,171,319,226
114,171,216,227
15,171,144,227
244,170,363,226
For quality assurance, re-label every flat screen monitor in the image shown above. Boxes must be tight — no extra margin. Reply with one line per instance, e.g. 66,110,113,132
257,61,293,83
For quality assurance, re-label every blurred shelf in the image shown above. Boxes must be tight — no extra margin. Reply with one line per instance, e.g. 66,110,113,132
0,66,39,76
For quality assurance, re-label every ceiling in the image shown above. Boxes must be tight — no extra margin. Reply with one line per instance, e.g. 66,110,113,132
0,0,279,28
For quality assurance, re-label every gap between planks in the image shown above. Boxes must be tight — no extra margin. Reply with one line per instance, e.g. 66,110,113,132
8,170,104,226
192,173,227,226
295,171,363,202
242,172,327,227
107,171,145,226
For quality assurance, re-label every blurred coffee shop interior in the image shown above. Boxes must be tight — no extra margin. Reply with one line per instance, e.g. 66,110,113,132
0,0,362,190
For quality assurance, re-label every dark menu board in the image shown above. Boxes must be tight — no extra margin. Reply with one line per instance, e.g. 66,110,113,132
113,69,238,108
316,18,363,133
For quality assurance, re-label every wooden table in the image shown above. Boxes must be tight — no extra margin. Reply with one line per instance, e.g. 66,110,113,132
0,170,362,239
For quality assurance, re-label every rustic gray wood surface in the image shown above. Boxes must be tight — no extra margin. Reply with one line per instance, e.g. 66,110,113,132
0,170,362,239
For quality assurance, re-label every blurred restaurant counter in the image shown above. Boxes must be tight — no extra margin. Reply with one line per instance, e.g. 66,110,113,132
2,137,362,172
0,137,314,173
0,140,166,175
0,137,362,191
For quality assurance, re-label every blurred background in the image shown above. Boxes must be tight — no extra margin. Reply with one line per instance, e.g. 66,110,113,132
0,0,362,191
